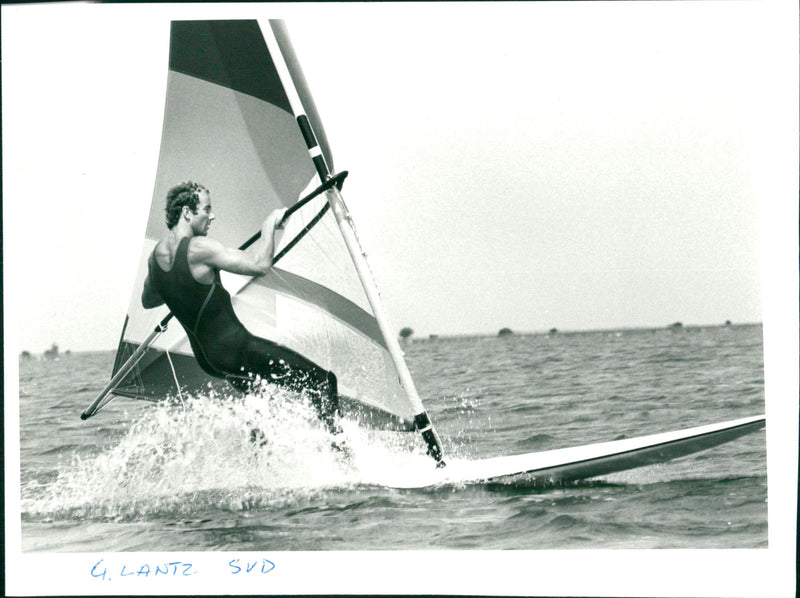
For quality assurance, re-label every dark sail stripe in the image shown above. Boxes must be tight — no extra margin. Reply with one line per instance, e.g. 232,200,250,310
249,267,387,350
169,20,292,112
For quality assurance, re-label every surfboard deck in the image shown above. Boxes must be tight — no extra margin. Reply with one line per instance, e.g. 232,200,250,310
368,414,765,489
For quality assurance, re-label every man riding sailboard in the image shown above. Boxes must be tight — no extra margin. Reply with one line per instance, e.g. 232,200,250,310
141,181,342,436
80,19,445,467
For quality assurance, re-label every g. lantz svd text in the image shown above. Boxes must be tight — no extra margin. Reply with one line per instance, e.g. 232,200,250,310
89,556,276,581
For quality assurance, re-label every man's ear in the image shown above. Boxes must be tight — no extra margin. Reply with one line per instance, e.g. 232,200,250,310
182,205,192,220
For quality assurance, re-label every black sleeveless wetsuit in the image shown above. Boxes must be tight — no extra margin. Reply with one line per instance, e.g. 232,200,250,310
149,237,339,425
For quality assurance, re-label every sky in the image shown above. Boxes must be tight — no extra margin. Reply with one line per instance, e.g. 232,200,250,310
3,1,797,354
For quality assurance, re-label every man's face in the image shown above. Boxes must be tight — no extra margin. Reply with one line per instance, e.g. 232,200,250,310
189,190,215,236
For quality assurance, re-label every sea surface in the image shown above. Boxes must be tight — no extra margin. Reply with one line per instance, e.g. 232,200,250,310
17,324,767,552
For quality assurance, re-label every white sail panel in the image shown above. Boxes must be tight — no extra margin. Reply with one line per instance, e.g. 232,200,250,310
147,71,307,247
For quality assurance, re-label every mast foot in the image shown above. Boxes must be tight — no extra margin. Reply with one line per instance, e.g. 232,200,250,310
414,411,446,467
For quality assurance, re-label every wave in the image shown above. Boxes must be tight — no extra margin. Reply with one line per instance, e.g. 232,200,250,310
643,351,697,364
20,385,430,521
512,433,556,451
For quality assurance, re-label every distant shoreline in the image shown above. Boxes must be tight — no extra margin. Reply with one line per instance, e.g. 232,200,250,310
21,322,764,356
414,322,763,342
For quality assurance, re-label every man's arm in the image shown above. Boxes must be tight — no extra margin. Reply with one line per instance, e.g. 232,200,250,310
192,207,287,278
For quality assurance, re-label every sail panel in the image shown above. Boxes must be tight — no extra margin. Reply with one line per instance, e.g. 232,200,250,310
169,20,292,112
246,271,386,349
109,19,415,427
144,71,310,244
112,341,228,400
233,283,412,418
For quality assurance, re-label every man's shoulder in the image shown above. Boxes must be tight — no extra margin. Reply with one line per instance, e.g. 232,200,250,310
188,235,224,249
187,236,226,261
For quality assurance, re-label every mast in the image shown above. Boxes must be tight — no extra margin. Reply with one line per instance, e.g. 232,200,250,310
262,20,445,466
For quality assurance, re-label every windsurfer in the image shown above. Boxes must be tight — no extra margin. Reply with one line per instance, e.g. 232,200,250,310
141,181,342,435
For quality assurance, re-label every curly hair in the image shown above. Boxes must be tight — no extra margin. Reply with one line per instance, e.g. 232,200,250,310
165,181,209,229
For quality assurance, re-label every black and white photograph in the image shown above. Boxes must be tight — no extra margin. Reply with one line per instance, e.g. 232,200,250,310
4,1,797,596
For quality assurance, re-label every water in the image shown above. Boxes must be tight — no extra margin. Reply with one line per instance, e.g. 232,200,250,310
18,324,767,551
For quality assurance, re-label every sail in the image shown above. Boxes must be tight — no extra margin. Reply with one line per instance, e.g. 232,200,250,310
102,20,418,430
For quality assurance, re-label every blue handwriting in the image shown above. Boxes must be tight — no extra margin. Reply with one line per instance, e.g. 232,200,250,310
90,558,196,581
228,558,276,574
90,556,276,581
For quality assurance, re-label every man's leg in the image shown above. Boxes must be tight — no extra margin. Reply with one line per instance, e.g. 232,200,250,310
242,336,342,433
306,370,341,435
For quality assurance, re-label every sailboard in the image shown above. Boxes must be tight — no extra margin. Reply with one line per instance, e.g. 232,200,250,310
368,414,766,489
80,19,444,464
